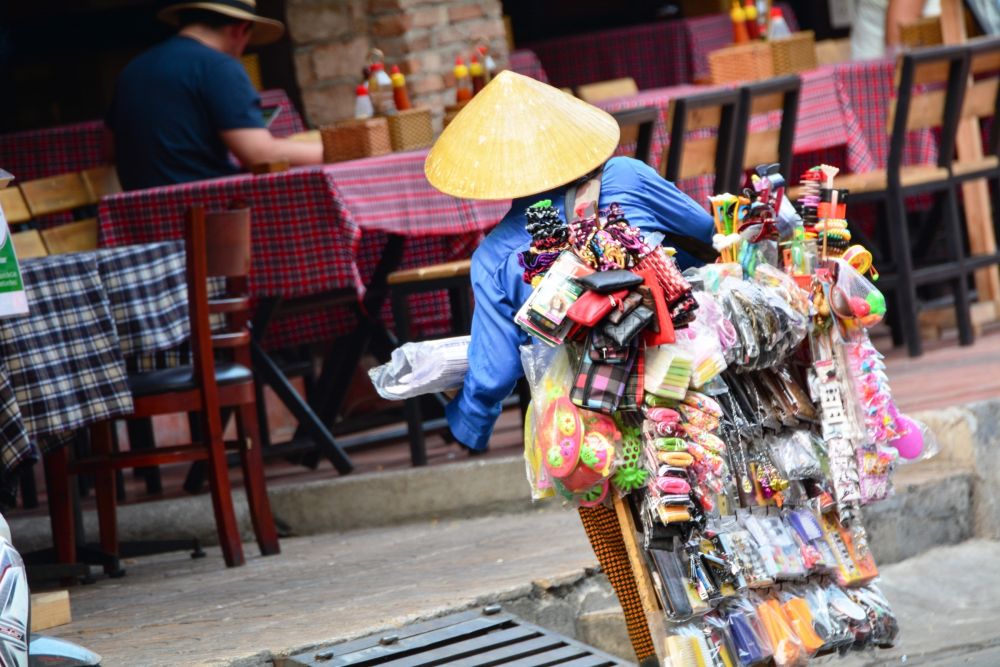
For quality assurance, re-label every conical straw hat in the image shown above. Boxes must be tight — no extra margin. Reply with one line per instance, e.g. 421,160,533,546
425,70,621,200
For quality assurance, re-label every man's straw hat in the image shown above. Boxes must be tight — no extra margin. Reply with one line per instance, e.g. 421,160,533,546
425,71,621,200
158,0,285,46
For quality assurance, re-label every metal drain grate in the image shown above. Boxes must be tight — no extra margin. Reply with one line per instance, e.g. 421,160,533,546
286,605,634,666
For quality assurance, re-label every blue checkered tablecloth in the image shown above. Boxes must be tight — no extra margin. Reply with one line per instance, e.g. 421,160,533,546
0,242,189,497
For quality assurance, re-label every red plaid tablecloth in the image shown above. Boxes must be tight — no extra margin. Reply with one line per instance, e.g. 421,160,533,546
98,150,507,348
597,65,873,207
523,5,796,91
0,90,306,182
508,49,549,83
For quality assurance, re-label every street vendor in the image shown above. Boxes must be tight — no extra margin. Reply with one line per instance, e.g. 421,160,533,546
106,0,322,191
425,71,715,453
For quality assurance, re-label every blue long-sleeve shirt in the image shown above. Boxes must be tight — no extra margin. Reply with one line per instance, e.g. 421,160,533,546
446,156,715,450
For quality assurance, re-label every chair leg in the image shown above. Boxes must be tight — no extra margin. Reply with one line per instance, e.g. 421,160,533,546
887,188,923,357
42,447,76,565
235,402,280,556
404,398,427,466
201,413,245,567
90,421,119,572
943,184,975,346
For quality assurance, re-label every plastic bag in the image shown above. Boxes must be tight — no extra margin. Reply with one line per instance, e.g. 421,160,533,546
368,336,469,400
827,257,886,333
519,343,573,500
766,430,822,480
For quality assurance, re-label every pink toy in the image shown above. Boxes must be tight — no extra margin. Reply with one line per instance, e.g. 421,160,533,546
889,413,924,460
540,397,584,479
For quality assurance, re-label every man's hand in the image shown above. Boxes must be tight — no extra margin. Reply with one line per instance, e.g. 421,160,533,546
221,128,323,169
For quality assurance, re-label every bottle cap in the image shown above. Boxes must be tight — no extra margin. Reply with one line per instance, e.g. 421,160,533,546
455,56,464,65
371,62,385,71
470,54,479,63
355,84,368,96
390,64,401,74
770,7,783,17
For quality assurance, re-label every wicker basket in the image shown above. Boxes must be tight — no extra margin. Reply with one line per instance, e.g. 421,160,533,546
321,118,392,163
442,101,469,129
708,41,774,85
771,31,817,76
900,17,942,48
387,108,434,151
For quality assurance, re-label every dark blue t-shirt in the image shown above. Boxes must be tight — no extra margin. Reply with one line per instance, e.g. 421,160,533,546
107,35,264,191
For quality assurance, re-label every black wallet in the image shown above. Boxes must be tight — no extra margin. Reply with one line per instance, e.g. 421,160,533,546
576,269,643,294
648,548,693,619
602,305,653,348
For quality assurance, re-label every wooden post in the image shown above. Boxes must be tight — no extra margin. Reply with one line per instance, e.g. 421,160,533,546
940,0,1000,314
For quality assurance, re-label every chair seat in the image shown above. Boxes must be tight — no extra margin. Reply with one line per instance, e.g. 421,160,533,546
387,259,471,285
952,155,1000,178
128,362,253,397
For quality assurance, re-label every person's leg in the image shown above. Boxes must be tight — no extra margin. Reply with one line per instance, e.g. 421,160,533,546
577,503,657,664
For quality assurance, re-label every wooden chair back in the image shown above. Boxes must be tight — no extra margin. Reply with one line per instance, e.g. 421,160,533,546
10,229,48,259
40,219,99,255
576,78,639,103
962,36,1000,157
609,106,659,167
187,207,253,366
0,188,32,225
81,166,122,201
19,172,95,218
662,88,741,193
900,16,943,49
888,45,970,172
729,75,802,193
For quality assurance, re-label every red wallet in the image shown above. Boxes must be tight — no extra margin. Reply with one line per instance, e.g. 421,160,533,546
636,268,675,345
566,289,628,327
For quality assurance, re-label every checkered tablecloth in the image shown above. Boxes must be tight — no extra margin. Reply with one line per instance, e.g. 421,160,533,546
0,243,191,494
508,49,549,83
523,5,797,91
597,64,873,207
0,89,306,182
99,152,508,348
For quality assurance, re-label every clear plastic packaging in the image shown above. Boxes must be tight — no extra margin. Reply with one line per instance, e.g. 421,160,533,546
766,430,822,480
368,336,469,400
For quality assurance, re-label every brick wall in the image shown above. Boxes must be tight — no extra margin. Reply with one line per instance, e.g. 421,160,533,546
286,0,509,129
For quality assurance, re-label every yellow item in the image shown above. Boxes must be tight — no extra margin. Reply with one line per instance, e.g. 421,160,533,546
469,59,484,77
425,70,620,200
731,1,746,21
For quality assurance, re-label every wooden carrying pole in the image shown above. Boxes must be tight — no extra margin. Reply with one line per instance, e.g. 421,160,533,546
940,0,1000,312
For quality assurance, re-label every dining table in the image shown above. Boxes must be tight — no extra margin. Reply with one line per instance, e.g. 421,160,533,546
0,243,189,503
98,151,508,471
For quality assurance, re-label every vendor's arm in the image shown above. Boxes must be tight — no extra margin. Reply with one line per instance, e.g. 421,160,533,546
605,157,715,269
446,246,530,450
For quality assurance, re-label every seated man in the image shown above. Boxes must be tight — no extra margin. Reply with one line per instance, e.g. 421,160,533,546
106,1,321,191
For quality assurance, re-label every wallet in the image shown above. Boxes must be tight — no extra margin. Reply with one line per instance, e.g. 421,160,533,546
649,548,694,619
566,289,628,327
576,269,643,294
636,267,675,346
602,305,653,348
607,291,644,325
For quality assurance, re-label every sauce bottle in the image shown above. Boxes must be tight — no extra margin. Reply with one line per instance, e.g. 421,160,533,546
470,55,486,95
454,56,472,104
390,65,412,111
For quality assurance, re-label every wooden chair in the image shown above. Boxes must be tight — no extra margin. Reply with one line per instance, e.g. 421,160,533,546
10,229,48,259
578,78,641,145
728,75,802,193
387,260,473,466
661,88,742,195
40,219,99,255
900,16,943,49
609,106,659,167
18,172,95,219
47,206,280,571
950,37,1000,184
80,165,122,201
815,38,852,66
0,188,32,226
827,45,973,356
576,78,638,104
